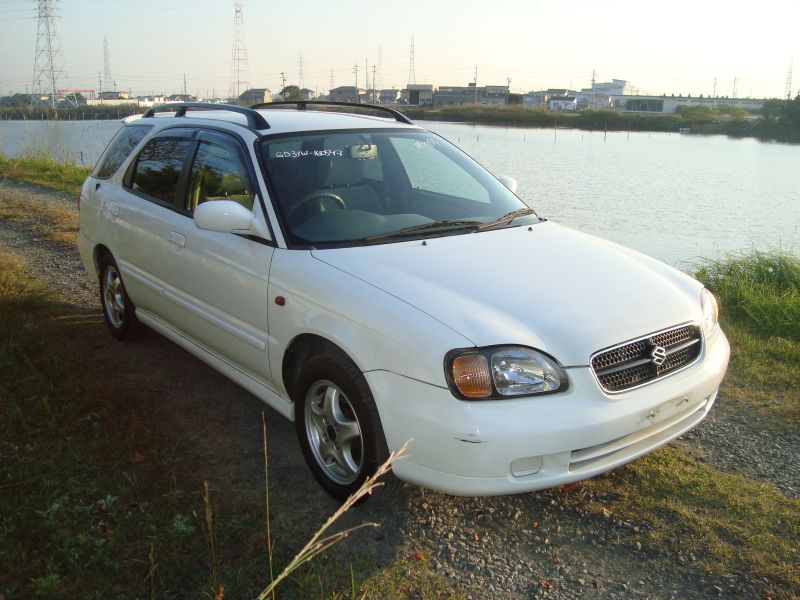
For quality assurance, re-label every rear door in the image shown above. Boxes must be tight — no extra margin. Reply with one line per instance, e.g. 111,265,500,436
110,127,195,320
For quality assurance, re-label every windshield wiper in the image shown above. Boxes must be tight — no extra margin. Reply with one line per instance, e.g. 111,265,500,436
476,207,537,231
364,220,481,243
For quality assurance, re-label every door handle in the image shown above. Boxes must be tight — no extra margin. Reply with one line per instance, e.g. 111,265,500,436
169,231,186,247
109,204,120,217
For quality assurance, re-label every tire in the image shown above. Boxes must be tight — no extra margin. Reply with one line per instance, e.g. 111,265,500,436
98,254,141,341
294,350,400,503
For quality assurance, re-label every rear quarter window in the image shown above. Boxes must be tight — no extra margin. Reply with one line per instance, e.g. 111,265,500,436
92,126,152,179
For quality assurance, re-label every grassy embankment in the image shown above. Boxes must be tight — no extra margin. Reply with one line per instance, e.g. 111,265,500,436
403,99,800,143
563,250,800,596
0,153,90,195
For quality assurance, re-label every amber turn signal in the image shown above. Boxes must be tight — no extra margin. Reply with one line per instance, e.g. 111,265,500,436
452,354,492,398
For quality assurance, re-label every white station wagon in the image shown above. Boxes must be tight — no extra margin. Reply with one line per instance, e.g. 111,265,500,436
78,102,730,501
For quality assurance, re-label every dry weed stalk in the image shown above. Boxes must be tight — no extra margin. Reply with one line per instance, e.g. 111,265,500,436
255,440,411,600
261,412,275,600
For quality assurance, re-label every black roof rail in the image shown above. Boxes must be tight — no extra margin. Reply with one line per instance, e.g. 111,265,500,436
250,100,413,125
141,102,270,130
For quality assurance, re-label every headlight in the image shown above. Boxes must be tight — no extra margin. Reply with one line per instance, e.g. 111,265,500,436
446,346,567,400
701,288,719,335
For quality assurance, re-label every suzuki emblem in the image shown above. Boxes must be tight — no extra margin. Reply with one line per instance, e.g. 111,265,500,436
651,345,667,366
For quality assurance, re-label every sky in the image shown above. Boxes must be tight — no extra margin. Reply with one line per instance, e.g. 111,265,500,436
1,0,799,100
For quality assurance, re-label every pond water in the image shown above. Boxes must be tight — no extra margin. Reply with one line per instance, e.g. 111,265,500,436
1,118,797,268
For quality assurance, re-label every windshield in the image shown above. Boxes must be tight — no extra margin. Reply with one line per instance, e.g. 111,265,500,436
259,129,536,248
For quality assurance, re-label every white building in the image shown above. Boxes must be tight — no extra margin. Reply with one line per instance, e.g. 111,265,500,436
549,96,577,111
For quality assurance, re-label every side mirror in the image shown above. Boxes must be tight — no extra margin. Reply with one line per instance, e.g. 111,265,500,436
498,176,518,194
194,200,254,233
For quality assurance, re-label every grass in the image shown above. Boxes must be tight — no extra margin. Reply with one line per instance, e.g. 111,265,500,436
697,250,800,427
0,152,89,195
0,188,79,244
561,447,800,594
696,250,800,339
0,249,453,598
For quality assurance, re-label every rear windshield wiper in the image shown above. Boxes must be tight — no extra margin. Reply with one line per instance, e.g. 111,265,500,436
476,207,537,231
364,220,481,243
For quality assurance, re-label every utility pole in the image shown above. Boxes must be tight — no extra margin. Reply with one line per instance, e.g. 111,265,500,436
785,58,794,100
591,69,596,109
353,63,359,91
474,67,478,103
330,68,335,92
712,77,717,98
506,77,511,105
98,71,102,104
372,64,378,102
183,73,187,99
732,76,738,100
279,71,287,91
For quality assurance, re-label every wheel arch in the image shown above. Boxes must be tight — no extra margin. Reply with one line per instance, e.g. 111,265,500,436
93,243,113,273
282,333,361,402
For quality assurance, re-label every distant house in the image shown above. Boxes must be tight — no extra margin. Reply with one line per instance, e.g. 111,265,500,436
378,88,400,104
238,88,272,105
166,94,196,103
402,84,435,106
299,88,317,101
549,96,577,111
328,86,364,103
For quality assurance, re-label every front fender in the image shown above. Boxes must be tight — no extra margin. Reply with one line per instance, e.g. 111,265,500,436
267,249,473,396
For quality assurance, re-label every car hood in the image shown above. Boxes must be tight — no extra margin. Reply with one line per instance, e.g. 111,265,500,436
311,221,702,366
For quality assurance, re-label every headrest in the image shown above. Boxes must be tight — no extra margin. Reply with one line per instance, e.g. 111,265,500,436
318,157,364,188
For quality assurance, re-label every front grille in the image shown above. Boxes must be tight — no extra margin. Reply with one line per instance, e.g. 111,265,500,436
591,324,702,392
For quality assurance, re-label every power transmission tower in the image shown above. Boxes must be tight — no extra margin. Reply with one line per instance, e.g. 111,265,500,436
230,1,250,101
31,0,65,107
408,35,416,84
712,76,717,98
786,58,794,100
732,76,737,100
298,54,305,90
103,35,115,92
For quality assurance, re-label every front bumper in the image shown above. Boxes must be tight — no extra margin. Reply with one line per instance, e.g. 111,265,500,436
365,327,729,496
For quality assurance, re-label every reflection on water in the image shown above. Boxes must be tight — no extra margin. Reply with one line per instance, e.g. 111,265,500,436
1,118,798,267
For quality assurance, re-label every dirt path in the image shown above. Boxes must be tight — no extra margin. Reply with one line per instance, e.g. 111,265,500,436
0,182,788,599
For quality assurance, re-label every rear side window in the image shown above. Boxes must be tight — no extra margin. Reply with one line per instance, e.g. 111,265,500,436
185,141,254,212
131,138,192,204
92,126,152,179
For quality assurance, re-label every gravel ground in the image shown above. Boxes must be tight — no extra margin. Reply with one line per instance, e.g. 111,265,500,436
1,181,793,599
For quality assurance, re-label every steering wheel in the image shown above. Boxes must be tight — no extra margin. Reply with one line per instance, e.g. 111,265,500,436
286,191,347,222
